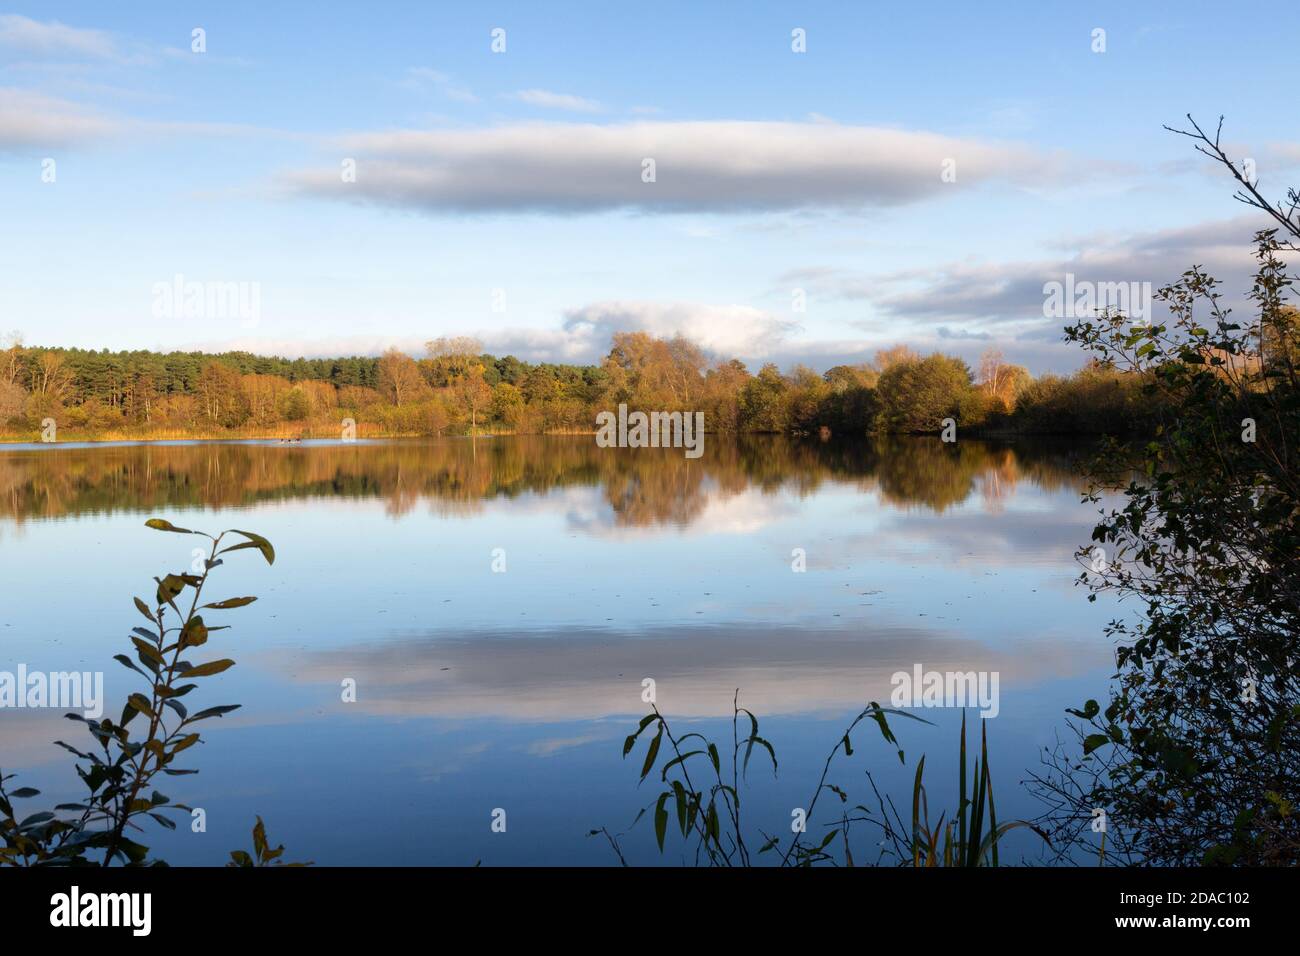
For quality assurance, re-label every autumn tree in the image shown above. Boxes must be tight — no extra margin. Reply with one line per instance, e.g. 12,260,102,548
874,345,920,373
876,354,974,433
424,336,484,386
821,364,879,435
196,362,251,427
122,366,157,423
30,351,74,401
604,332,706,409
1261,304,1300,374
0,381,24,423
377,349,427,406
280,386,312,422
978,348,1032,412
700,358,749,432
491,381,526,430
824,364,878,391
739,363,788,432
2,331,24,387
453,369,491,432
241,373,289,425
22,350,75,422
426,337,491,431
1,331,28,423
784,365,832,433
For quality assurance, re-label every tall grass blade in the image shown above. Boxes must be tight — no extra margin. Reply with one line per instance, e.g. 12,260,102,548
958,710,968,853
911,754,926,866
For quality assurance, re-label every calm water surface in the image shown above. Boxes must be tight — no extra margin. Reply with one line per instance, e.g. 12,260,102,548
0,436,1121,865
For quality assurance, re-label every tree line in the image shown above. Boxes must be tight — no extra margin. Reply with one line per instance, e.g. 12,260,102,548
0,329,1175,440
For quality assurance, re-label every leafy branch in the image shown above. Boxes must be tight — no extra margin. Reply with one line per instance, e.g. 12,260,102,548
0,519,303,867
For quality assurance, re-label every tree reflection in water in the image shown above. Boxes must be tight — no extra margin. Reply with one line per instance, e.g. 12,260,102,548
0,435,1098,528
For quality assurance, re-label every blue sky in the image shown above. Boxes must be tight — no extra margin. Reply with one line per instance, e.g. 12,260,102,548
1,1,1295,373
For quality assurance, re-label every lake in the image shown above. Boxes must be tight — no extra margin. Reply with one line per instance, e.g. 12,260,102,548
0,435,1121,865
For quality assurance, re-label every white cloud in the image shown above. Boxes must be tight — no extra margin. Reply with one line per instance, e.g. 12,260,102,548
179,299,798,366
760,214,1289,373
562,301,798,358
441,87,479,104
0,86,307,152
0,87,118,150
178,329,591,364
865,214,1266,325
781,215,1272,331
401,66,477,103
174,318,1084,376
0,14,116,59
406,67,450,85
1265,142,1300,168
284,120,1106,215
510,88,603,113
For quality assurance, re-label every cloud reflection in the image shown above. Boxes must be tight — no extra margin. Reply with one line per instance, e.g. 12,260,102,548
258,623,1110,722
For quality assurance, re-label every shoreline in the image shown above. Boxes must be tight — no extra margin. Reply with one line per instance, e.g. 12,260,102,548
0,427,1125,447
0,428,603,445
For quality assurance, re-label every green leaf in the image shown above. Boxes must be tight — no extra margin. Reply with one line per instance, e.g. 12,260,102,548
202,596,257,610
621,719,647,758
135,650,160,676
1083,733,1110,755
253,817,268,859
155,574,186,606
181,616,209,649
1067,699,1101,720
180,659,235,679
118,838,149,864
660,750,704,781
640,727,663,782
131,637,165,665
221,530,275,565
52,741,93,761
113,654,147,677
134,597,155,621
672,780,688,835
654,792,670,851
186,704,241,722
742,735,778,778
145,518,196,534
